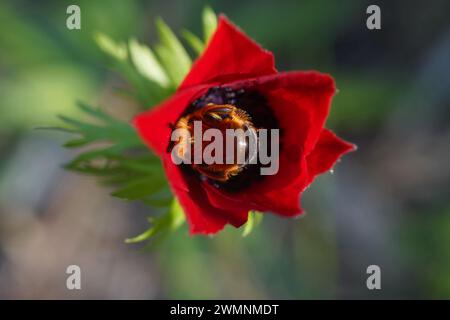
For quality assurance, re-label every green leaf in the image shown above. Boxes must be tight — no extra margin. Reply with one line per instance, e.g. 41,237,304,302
111,177,166,201
167,198,185,230
94,32,127,61
142,196,173,208
128,38,170,88
65,146,123,166
154,17,192,86
57,103,169,205
94,32,173,107
202,6,217,43
119,156,161,173
58,103,142,149
141,188,173,208
125,198,185,243
181,29,204,56
34,126,78,134
242,211,264,237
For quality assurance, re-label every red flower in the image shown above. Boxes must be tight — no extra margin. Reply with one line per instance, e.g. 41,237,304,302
134,16,355,235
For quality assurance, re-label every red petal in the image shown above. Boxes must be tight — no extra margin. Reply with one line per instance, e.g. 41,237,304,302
163,157,248,235
202,158,309,217
305,129,356,184
133,85,210,155
178,15,276,90
239,71,336,155
227,71,336,190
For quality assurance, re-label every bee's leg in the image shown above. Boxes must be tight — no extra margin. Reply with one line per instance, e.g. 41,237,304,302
194,165,230,182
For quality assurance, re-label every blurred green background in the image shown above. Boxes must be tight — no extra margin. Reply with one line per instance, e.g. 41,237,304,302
1,0,450,299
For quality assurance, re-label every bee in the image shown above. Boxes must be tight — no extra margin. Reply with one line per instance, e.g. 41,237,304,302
171,103,258,182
